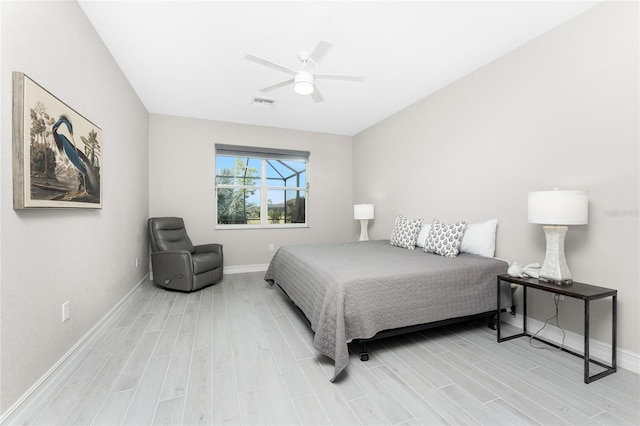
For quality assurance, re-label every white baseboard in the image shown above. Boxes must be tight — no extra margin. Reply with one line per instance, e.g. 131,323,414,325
223,263,269,274
0,273,150,424
503,313,639,374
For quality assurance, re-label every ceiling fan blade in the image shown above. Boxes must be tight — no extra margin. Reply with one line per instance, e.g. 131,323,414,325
259,79,294,93
308,41,332,66
245,54,296,75
315,74,365,82
311,85,324,103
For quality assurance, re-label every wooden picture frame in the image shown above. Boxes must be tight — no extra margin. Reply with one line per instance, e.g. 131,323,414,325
12,72,102,209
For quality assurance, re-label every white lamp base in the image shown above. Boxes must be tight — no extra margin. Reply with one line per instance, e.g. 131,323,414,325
359,219,370,241
539,225,573,284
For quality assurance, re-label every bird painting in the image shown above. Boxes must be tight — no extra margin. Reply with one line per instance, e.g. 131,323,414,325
15,72,102,209
52,115,98,199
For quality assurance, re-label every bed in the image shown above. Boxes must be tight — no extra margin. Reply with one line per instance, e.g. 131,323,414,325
264,239,512,381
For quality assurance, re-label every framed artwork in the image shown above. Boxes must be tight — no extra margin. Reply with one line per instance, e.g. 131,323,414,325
12,72,102,209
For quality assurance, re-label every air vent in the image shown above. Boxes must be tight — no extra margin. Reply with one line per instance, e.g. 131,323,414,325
252,96,277,109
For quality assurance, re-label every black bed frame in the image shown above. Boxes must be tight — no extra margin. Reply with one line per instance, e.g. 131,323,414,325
275,283,515,362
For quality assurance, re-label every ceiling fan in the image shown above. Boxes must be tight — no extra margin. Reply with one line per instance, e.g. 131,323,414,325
245,41,365,103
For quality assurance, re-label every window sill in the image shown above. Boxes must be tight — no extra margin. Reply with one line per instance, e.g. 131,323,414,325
215,224,309,230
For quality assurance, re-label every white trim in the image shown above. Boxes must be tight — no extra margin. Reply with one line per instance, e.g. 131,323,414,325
216,223,309,230
0,274,149,424
223,263,269,274
503,313,639,374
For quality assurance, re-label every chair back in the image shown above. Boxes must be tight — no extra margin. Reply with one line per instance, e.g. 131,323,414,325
148,217,195,253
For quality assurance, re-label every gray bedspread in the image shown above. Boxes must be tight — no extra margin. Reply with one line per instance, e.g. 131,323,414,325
264,240,510,380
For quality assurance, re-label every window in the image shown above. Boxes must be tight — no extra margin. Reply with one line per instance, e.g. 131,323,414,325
215,144,308,228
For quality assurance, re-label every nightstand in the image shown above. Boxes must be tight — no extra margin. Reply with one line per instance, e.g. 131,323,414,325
496,274,617,383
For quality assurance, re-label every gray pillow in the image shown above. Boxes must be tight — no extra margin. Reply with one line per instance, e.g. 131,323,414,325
424,218,468,257
390,215,423,250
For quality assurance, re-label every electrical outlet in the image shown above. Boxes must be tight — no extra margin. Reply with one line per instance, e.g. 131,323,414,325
269,244,274,251
554,294,565,302
62,301,70,322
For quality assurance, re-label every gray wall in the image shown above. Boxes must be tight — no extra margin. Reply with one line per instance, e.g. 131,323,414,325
353,1,638,355
149,114,353,268
0,1,150,414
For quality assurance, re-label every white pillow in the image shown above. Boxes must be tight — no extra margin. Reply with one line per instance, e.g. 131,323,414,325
460,219,498,258
415,223,432,248
390,215,423,250
424,219,468,257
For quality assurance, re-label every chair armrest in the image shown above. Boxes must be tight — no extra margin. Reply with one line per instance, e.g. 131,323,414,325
151,250,193,290
194,243,223,256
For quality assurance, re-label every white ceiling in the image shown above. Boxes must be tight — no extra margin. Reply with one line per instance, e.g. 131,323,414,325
78,1,600,136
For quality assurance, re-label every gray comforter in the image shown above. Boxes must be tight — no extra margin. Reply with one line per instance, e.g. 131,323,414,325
264,240,510,380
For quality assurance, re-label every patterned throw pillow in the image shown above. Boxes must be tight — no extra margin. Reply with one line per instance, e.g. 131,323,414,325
390,215,423,250
424,218,468,257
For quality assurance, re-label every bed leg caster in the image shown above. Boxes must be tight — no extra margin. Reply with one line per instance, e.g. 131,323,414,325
359,342,369,361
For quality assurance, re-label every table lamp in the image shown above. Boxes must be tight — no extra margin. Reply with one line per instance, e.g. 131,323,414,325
354,204,374,241
528,189,588,284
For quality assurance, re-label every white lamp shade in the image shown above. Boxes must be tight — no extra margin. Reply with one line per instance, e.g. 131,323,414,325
528,190,588,225
354,204,374,220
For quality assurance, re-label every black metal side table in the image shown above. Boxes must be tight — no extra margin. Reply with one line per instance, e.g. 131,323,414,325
496,274,617,383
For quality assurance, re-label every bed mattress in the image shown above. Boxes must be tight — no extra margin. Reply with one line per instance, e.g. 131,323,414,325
264,240,510,380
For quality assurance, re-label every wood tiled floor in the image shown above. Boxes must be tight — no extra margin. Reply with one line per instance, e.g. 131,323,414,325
5,272,639,425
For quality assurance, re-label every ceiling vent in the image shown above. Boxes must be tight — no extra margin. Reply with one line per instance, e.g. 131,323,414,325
252,96,277,109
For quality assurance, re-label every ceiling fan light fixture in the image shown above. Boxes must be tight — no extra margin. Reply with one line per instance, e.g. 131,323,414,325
294,72,314,95
246,42,362,102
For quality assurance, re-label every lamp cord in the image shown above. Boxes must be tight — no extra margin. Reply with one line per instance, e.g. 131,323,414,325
529,293,566,350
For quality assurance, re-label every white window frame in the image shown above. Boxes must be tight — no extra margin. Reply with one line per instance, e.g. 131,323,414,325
215,144,309,229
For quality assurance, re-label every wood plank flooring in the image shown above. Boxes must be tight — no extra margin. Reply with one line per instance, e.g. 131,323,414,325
5,272,639,425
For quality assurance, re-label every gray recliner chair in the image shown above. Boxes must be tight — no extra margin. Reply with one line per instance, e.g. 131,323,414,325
148,217,223,292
